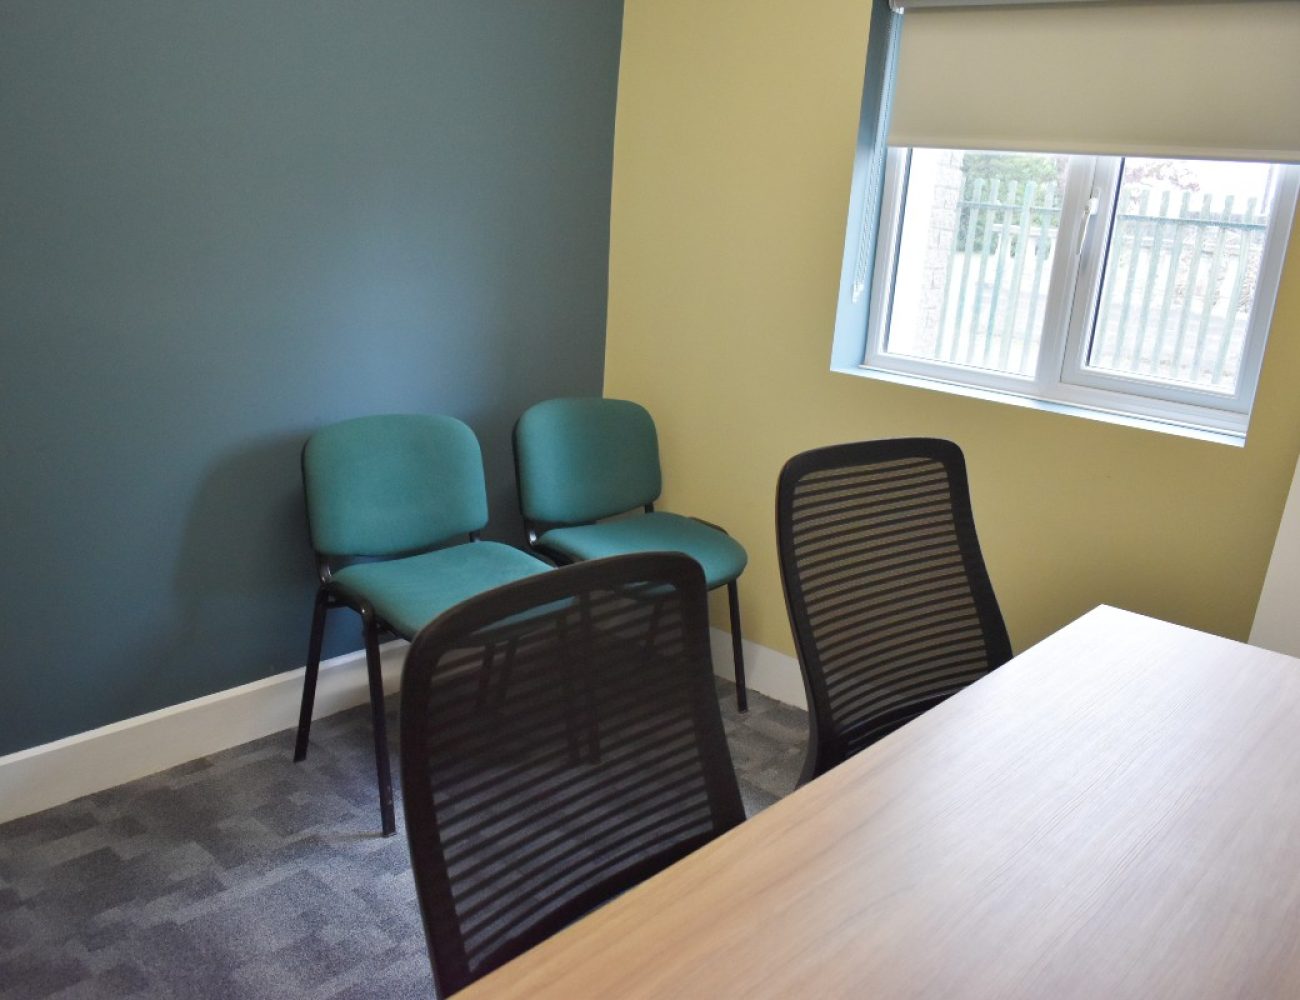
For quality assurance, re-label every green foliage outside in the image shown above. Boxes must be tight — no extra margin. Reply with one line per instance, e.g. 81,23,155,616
956,152,1068,255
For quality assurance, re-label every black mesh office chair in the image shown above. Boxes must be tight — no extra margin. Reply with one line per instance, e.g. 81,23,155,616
776,438,1012,783
399,553,745,996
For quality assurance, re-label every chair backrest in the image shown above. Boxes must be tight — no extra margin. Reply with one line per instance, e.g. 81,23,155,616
399,552,744,996
776,438,1012,781
303,414,488,558
513,398,661,526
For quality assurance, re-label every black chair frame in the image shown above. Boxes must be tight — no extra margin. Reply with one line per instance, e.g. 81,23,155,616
400,552,745,995
292,441,491,838
776,438,1012,782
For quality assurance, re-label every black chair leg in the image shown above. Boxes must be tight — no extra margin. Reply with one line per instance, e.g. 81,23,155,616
727,581,748,713
578,594,601,763
294,587,330,762
494,637,518,709
475,642,497,710
557,615,582,764
363,614,397,837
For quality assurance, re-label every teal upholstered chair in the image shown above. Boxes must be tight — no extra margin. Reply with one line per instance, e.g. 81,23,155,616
294,414,551,835
513,398,750,710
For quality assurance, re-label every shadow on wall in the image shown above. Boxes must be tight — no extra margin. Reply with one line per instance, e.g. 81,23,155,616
115,402,550,728
458,402,531,549
119,431,357,719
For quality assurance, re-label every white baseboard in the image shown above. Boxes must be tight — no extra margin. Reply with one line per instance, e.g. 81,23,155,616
0,628,801,827
0,641,408,826
709,628,807,710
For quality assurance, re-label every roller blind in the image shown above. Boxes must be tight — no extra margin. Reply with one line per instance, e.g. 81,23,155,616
889,1,1300,162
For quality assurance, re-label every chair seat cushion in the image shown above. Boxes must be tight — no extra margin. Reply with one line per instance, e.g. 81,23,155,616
331,542,551,639
538,512,747,589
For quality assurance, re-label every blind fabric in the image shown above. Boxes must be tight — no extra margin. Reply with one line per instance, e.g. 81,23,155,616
889,1,1300,162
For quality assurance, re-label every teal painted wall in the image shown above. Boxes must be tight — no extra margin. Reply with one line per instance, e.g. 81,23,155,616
0,0,623,755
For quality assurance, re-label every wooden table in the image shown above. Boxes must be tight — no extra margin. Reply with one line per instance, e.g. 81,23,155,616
460,606,1300,999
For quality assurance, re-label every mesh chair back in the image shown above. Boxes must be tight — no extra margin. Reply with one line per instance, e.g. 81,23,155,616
513,398,662,525
777,439,1011,780
303,414,488,558
400,553,744,996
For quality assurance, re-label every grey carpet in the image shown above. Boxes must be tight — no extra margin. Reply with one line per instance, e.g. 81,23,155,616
0,680,807,999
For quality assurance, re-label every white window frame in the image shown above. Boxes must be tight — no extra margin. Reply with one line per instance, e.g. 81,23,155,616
864,148,1300,440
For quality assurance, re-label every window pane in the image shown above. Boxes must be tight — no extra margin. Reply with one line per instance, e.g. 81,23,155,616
885,149,1067,377
1086,158,1278,394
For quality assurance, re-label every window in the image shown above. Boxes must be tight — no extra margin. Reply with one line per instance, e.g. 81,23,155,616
864,148,1299,439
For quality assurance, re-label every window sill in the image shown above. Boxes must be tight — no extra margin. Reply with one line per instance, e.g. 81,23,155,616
832,363,1247,448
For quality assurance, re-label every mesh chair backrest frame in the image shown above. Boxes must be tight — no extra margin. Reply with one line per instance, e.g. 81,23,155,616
303,414,489,558
400,553,744,996
513,398,662,526
776,438,1012,780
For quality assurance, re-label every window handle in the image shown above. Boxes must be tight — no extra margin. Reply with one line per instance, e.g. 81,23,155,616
1077,190,1101,256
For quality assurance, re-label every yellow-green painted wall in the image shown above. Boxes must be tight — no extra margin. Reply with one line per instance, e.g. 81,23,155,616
603,0,1300,655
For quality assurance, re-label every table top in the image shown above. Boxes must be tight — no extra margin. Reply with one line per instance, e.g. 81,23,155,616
460,606,1300,999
